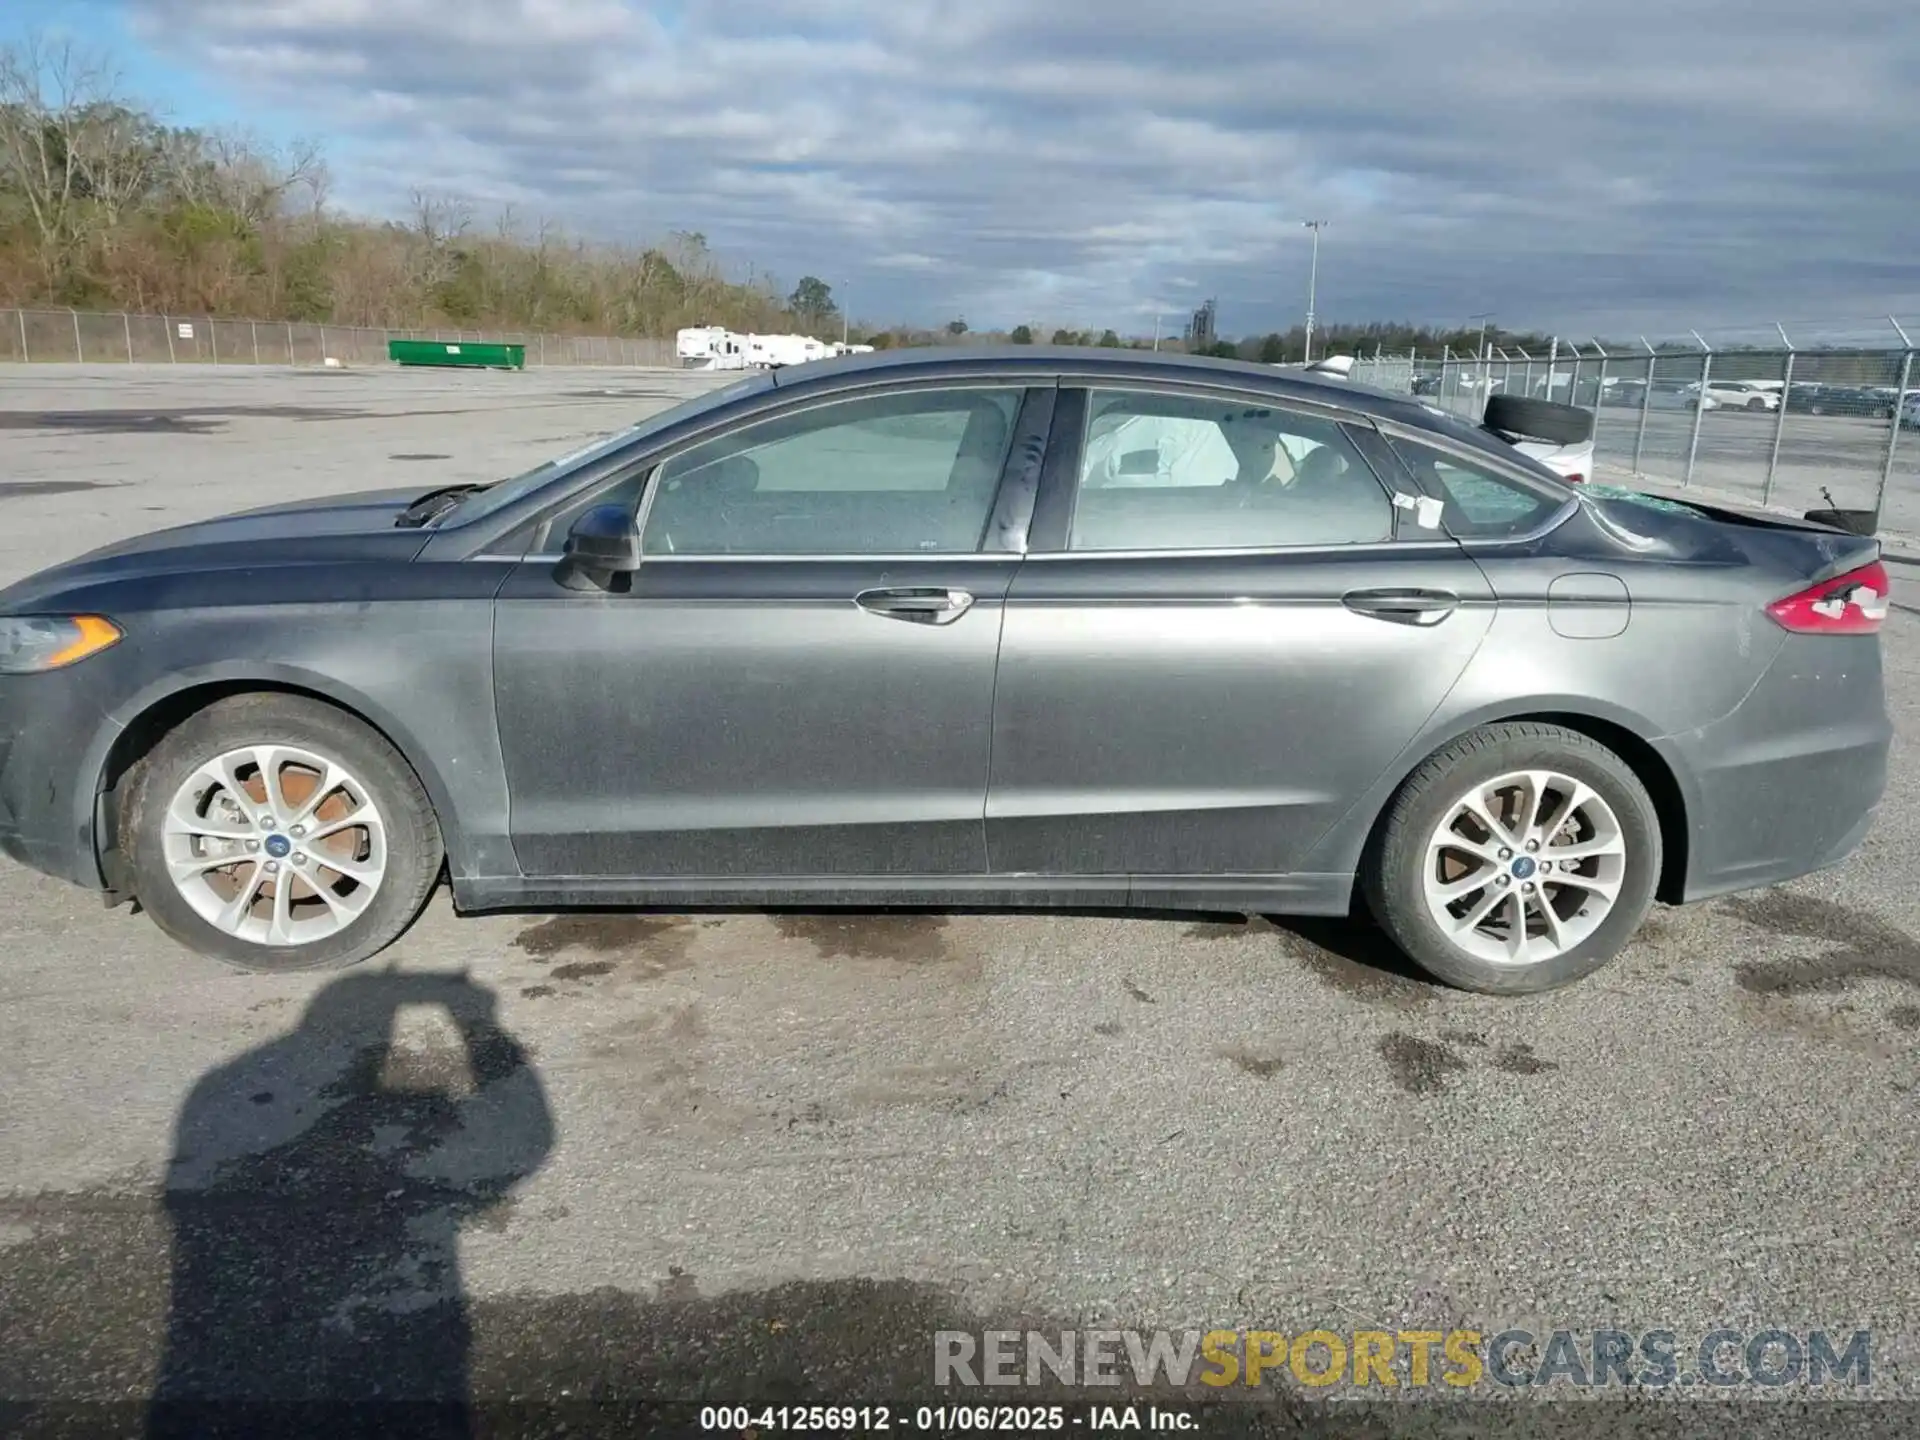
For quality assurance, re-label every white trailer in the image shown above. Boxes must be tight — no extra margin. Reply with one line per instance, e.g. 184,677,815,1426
747,334,832,368
677,326,856,371
675,326,748,370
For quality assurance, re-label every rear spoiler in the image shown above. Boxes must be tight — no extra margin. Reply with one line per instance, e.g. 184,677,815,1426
1589,488,1882,584
1678,495,1877,543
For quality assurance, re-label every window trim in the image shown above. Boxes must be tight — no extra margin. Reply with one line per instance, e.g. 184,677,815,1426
1367,419,1580,546
507,379,1051,564
1031,382,1409,556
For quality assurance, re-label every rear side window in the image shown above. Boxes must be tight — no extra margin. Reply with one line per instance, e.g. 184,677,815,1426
1386,436,1563,539
1064,389,1392,551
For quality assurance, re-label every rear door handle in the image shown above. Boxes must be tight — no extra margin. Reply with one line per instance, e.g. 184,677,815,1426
854,587,976,625
1342,587,1459,626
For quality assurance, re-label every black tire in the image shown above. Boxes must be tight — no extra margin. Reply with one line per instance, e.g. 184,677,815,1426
122,694,444,972
1482,394,1594,446
1746,397,1766,412
1362,722,1661,995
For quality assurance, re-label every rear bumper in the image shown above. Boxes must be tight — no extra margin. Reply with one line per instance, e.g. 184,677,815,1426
1663,635,1890,902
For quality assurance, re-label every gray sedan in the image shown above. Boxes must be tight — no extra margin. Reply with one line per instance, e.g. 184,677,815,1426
0,347,1892,993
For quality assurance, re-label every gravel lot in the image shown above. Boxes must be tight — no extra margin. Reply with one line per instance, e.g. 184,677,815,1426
2,363,1917,1433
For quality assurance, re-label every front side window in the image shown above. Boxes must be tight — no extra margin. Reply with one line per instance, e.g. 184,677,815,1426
1386,435,1564,538
640,386,1023,556
1065,389,1392,551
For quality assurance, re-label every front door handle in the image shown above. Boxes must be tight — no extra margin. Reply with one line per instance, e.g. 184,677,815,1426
1342,587,1459,626
854,587,976,625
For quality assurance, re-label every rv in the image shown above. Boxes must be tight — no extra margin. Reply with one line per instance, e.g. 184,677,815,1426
675,327,865,371
675,326,748,370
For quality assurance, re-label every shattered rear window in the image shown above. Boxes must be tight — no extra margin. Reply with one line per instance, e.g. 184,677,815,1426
1579,483,1706,517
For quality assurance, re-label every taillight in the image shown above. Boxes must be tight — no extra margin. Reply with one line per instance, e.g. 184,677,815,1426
1765,561,1891,635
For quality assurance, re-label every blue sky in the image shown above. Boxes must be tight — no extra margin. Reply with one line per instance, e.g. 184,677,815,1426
3,0,313,143
6,1,1918,340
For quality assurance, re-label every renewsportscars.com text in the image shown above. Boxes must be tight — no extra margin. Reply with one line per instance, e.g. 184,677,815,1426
934,1326,1872,1390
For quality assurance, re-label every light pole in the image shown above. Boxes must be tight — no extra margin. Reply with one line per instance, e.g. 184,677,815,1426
1301,220,1327,364
1468,311,1494,410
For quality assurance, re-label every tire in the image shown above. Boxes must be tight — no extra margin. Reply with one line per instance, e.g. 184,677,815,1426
1362,722,1661,995
1746,398,1766,412
122,694,444,972
1482,394,1594,446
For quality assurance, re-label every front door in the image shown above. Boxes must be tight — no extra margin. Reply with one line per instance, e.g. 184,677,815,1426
985,385,1495,896
493,382,1044,880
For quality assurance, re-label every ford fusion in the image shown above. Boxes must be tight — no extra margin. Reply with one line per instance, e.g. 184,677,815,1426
0,348,1891,994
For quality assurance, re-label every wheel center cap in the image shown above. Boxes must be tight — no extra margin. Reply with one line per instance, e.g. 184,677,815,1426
1510,855,1537,880
264,833,292,859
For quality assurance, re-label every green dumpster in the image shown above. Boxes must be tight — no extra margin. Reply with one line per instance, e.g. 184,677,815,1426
387,338,525,370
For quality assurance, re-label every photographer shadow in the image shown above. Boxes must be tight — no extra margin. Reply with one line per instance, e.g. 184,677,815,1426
147,969,554,1437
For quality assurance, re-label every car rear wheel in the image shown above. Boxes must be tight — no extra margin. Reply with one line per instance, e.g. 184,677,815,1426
1363,722,1661,994
123,694,443,972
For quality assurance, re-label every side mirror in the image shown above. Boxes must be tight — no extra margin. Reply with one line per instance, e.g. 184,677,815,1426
556,503,642,591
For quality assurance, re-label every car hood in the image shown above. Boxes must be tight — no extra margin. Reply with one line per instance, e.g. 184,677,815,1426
0,486,434,611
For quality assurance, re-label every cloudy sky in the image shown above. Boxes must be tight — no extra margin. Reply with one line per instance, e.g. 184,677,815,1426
10,0,1919,338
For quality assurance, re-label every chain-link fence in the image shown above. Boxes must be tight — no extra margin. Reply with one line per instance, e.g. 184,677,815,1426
0,307,677,370
1351,342,1920,537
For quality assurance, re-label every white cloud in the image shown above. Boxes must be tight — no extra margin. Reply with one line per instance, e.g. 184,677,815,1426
128,0,1920,336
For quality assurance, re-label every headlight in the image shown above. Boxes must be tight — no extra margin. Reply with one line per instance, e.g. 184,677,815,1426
0,615,124,674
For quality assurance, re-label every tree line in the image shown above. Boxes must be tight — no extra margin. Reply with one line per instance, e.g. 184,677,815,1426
0,38,805,336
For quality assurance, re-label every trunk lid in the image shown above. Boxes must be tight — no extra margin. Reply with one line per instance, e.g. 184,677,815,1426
1579,484,1881,585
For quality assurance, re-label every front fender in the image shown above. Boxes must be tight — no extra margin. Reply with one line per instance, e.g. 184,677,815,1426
81,612,517,890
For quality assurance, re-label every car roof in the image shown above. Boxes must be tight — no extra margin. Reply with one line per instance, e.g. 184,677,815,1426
767,343,1427,423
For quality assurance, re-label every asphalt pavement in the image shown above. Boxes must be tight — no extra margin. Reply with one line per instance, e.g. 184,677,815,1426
1,363,1917,1435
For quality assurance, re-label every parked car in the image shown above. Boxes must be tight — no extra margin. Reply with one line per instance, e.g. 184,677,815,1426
1788,384,1895,419
0,347,1891,996
1648,381,1719,411
1480,394,1595,485
1901,393,1920,429
1687,379,1780,413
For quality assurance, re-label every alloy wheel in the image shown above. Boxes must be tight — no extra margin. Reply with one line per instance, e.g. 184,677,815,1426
160,744,387,946
1421,769,1627,967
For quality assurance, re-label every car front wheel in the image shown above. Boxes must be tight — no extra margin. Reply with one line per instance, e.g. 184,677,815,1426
123,694,444,972
1363,722,1662,994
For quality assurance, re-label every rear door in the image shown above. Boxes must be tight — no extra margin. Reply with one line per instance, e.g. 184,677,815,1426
492,381,1051,880
984,384,1496,902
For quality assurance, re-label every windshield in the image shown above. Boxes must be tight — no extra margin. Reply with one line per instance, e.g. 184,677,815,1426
432,373,774,529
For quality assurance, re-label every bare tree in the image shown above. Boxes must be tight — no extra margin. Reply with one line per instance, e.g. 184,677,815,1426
409,188,472,246
66,102,160,226
155,125,326,229
0,34,130,283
